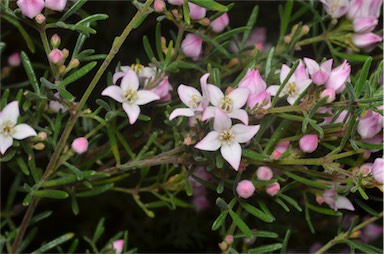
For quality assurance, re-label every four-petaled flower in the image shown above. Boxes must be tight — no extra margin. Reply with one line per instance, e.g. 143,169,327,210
0,101,37,155
102,69,160,124
195,109,259,170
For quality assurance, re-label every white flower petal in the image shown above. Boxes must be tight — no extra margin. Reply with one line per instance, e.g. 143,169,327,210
12,124,37,140
303,57,319,75
232,124,260,143
220,142,242,170
136,90,160,105
178,85,202,108
121,69,139,91
227,109,249,125
334,196,355,211
229,88,249,109
169,108,195,120
297,79,312,93
266,85,280,96
201,106,215,121
214,109,232,132
321,59,333,73
113,71,125,84
287,95,298,105
122,103,140,124
0,134,13,155
280,64,291,84
207,85,224,107
101,86,124,103
195,131,221,151
0,101,19,124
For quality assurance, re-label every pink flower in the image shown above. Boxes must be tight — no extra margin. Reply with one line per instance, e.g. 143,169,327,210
210,13,229,33
181,34,203,60
8,52,21,67
102,69,160,124
17,0,44,19
352,33,382,51
347,0,382,20
371,158,384,184
303,58,333,86
169,73,210,120
320,88,336,103
324,60,351,93
247,90,271,111
51,34,61,48
71,137,88,154
192,195,210,211
0,101,37,154
236,180,255,199
152,76,173,101
45,0,67,11
359,163,373,176
225,235,234,244
353,17,379,33
188,3,206,20
49,49,63,64
113,65,157,86
266,182,280,196
112,240,124,254
238,69,267,96
323,189,355,211
320,0,349,19
167,0,183,6
272,141,290,159
48,93,67,113
256,166,273,180
154,0,166,12
195,109,259,170
202,85,249,124
299,134,318,153
357,109,383,139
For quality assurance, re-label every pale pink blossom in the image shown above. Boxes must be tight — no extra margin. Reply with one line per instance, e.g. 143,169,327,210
51,34,61,48
303,57,333,86
225,235,234,244
102,69,160,124
272,141,290,159
323,189,355,211
181,34,203,60
352,33,382,51
371,158,384,184
34,13,45,24
347,0,382,20
359,163,373,176
266,182,280,196
247,90,271,112
152,76,173,102
357,109,383,139
8,52,21,67
320,88,336,103
299,134,318,153
0,101,37,154
71,137,88,154
113,65,157,86
320,0,349,19
45,0,67,11
324,60,351,93
17,0,44,19
236,180,255,199
256,166,273,181
154,0,166,12
112,240,124,254
210,13,229,33
48,93,67,113
353,17,379,33
238,69,267,97
49,49,63,64
195,109,259,170
188,2,206,20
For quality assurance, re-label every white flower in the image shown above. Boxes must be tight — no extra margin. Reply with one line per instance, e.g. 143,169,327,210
0,101,37,154
195,109,259,170
102,69,160,124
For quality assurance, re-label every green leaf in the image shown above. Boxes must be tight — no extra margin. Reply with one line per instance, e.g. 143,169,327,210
197,32,230,57
239,200,275,223
183,1,191,25
133,12,150,29
107,127,121,165
353,141,383,150
93,218,105,243
3,15,35,53
60,0,88,22
345,239,383,254
57,86,75,101
29,211,53,226
212,211,228,231
76,14,109,26
264,119,291,154
279,194,303,212
332,51,370,63
354,199,379,216
21,51,40,94
307,204,342,216
56,21,96,36
229,210,253,238
155,23,164,61
59,61,97,87
284,171,331,189
63,162,84,181
31,233,74,254
215,27,249,43
0,42,6,55
248,243,283,254
355,57,372,97
216,197,229,210
17,157,30,176
234,231,279,239
241,6,259,48
242,149,270,162
76,183,114,197
71,194,79,215
189,0,228,11
279,0,293,39
281,229,291,254
275,198,290,212
265,47,275,77
33,190,69,199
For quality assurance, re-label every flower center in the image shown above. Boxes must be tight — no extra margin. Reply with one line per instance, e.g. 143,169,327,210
219,96,233,113
329,0,341,13
189,94,202,109
0,120,15,136
131,63,144,73
219,130,234,145
285,82,298,96
124,89,138,104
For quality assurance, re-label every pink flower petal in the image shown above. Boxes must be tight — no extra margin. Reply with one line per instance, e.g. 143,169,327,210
232,124,260,143
136,90,160,105
213,109,232,132
220,142,242,170
0,134,13,155
321,59,333,73
195,131,221,151
12,124,37,140
101,86,124,103
123,103,140,124
266,85,280,96
178,85,202,108
280,64,291,84
207,85,224,107
113,71,126,84
229,88,249,109
334,196,355,211
169,108,195,120
303,57,319,75
0,101,19,124
201,106,215,121
227,109,249,125
121,69,139,91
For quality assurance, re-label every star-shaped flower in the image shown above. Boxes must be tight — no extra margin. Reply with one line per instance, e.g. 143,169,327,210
195,109,259,170
102,69,160,124
0,101,37,154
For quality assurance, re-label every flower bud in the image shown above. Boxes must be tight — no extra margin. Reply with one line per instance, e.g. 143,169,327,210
17,0,44,19
71,137,88,154
320,88,336,103
188,2,206,20
154,0,166,12
69,58,80,69
301,25,310,35
8,52,21,67
299,134,319,153
181,34,203,60
352,33,382,52
59,65,66,74
51,34,61,48
35,13,46,24
359,163,373,177
325,60,350,94
112,240,124,254
37,132,47,140
256,166,273,181
49,49,63,64
372,158,384,184
247,91,271,110
274,141,290,154
62,48,69,59
152,76,173,102
238,69,267,96
33,142,45,150
357,110,383,139
210,13,229,33
266,182,280,196
363,150,371,160
198,18,210,26
353,17,379,33
236,180,255,199
271,150,282,160
45,0,67,11
225,235,234,244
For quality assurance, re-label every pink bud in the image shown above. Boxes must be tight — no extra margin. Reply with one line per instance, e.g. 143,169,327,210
38,132,47,140
112,240,124,254
167,0,183,6
238,69,267,96
271,150,281,160
274,141,290,154
266,182,280,196
247,91,271,110
372,158,384,184
236,180,255,199
325,60,350,94
225,235,234,244
256,166,273,180
8,52,21,67
45,0,67,11
320,88,336,103
359,163,373,176
188,2,206,20
51,34,61,48
353,17,378,33
17,0,45,19
152,76,173,101
352,33,382,52
154,0,166,12
357,110,383,139
181,34,203,60
49,49,63,64
210,13,229,33
299,134,319,153
35,13,45,24
71,137,88,154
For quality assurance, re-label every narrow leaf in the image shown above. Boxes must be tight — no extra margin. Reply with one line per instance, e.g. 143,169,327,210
229,210,253,238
